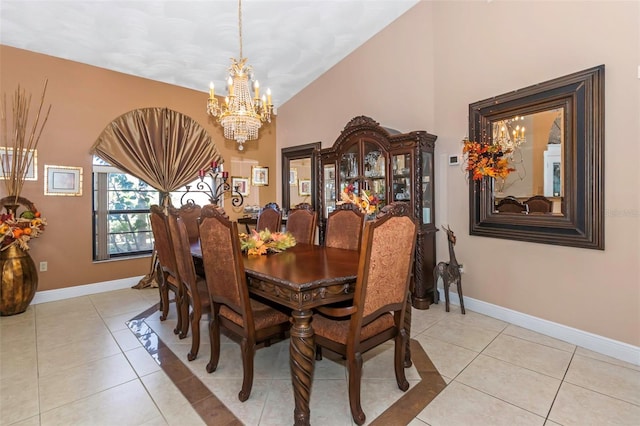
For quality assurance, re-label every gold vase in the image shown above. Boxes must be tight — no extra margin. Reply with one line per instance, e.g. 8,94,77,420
0,244,38,316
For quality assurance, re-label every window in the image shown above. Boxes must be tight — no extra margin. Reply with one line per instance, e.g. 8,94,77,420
93,158,159,260
92,157,216,261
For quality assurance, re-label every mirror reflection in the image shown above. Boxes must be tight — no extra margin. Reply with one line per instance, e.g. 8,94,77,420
288,157,312,208
492,107,564,215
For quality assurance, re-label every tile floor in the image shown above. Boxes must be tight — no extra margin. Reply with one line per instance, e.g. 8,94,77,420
1,287,639,425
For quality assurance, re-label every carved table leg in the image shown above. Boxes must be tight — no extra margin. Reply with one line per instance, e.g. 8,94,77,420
290,309,315,426
404,293,412,368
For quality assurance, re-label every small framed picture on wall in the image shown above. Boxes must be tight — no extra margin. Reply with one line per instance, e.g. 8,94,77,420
289,168,298,185
44,165,83,196
252,166,269,186
231,176,250,196
298,179,311,196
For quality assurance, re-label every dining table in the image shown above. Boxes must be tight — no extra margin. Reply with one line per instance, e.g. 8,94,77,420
190,241,412,426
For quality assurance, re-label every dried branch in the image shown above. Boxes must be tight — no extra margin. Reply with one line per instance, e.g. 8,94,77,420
0,80,52,203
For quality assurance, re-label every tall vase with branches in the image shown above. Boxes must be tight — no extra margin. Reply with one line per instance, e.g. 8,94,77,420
0,81,51,316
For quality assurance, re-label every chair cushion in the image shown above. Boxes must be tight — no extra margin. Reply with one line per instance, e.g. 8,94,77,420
220,299,289,330
312,311,394,345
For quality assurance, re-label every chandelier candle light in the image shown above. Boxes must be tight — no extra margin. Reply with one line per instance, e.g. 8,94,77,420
180,162,244,208
493,116,526,152
206,0,274,151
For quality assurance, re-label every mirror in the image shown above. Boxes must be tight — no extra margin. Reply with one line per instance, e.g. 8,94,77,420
469,65,604,249
281,142,321,214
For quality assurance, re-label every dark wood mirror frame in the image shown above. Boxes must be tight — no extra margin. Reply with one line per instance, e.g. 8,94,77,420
469,65,604,250
281,142,321,214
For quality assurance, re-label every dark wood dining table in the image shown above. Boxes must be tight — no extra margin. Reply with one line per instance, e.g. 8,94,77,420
190,242,360,426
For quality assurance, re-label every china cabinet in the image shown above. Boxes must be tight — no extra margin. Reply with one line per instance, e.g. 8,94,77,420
319,116,438,308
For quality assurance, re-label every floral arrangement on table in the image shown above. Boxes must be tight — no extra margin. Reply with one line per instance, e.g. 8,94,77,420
339,183,379,215
462,139,516,181
0,209,46,251
239,229,296,256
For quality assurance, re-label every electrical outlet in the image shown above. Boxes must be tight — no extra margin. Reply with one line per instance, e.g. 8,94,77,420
39,261,48,272
458,264,465,274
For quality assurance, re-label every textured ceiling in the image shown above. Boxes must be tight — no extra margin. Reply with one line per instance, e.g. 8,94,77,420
1,0,419,107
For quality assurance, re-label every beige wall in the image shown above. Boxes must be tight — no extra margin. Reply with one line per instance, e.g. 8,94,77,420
1,45,277,292
277,1,640,346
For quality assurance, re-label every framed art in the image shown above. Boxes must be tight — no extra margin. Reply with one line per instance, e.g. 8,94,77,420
289,168,298,185
231,176,250,196
44,165,83,196
0,148,37,180
299,179,311,196
252,166,269,186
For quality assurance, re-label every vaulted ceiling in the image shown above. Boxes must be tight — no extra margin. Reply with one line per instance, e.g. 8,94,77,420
1,1,419,107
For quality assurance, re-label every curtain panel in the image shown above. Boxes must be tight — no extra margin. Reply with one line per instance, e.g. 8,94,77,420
90,107,221,199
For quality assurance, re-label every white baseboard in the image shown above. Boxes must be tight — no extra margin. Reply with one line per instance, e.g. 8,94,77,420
32,276,146,305
438,289,640,367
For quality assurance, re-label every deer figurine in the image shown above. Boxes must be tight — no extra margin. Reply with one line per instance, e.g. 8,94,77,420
433,226,465,314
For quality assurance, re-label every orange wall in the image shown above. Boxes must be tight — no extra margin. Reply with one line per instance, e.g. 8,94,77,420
277,1,640,347
0,45,277,292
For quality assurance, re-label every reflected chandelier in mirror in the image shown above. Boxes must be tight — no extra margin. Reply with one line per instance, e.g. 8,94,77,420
468,65,604,250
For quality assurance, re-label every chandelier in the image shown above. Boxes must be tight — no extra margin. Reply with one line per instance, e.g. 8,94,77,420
206,0,273,151
493,116,526,152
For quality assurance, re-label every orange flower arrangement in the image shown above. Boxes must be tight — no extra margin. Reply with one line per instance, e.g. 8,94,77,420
239,229,296,256
339,183,379,215
462,139,515,181
0,209,46,251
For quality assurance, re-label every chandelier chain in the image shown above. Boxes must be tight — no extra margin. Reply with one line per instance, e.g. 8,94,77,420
238,0,243,59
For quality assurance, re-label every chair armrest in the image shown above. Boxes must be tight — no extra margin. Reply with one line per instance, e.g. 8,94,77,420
316,305,357,318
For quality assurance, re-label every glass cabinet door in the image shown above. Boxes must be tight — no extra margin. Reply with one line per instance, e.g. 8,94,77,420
422,152,433,224
363,142,386,209
323,164,336,219
392,153,412,203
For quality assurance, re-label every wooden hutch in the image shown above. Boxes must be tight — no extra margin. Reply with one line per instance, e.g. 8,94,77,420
318,116,438,308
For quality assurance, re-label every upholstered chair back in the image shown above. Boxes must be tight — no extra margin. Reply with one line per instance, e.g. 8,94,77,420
285,204,317,245
256,202,282,232
325,203,365,251
177,203,202,243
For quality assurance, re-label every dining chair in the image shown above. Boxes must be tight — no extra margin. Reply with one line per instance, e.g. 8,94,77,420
524,195,553,213
166,206,210,361
198,204,291,402
149,205,183,335
256,202,282,232
324,203,365,251
177,202,202,243
495,196,527,213
285,203,317,244
312,202,418,425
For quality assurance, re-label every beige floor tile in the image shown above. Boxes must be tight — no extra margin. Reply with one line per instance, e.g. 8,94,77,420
483,334,573,379
140,371,204,426
124,346,162,377
564,354,640,405
102,309,147,332
113,328,144,351
89,289,153,317
410,305,449,336
0,371,39,425
444,309,509,333
37,332,122,377
252,378,296,426
414,334,479,379
417,381,545,426
0,338,37,381
408,418,429,426
549,381,640,425
421,319,500,352
502,324,577,353
34,296,96,320
40,379,161,426
0,305,35,324
359,378,421,424
0,317,36,346
7,414,41,426
457,354,561,416
575,346,640,372
36,315,111,350
38,352,137,412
